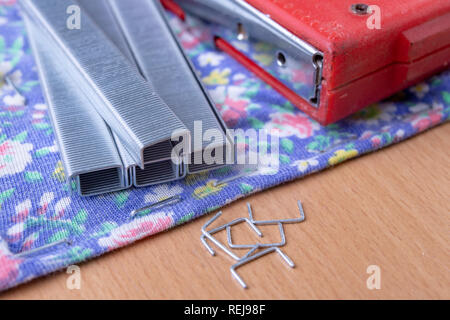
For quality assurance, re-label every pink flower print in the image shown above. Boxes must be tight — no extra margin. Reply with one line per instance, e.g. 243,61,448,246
0,0,17,6
0,255,21,289
51,197,71,220
410,111,442,132
225,97,248,112
37,192,55,215
0,142,10,171
292,69,310,84
6,222,24,243
264,112,320,139
217,96,250,127
13,200,31,223
178,28,206,50
21,233,38,251
360,131,375,139
98,212,174,249
0,240,22,289
219,106,241,127
0,139,33,178
371,136,382,148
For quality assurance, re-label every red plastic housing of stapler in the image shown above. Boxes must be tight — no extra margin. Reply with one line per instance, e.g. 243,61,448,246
243,0,450,124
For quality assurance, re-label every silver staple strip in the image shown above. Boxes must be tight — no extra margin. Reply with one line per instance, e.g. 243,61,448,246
133,159,185,188
78,0,186,185
75,0,136,62
112,131,136,189
24,16,131,196
27,8,137,193
108,0,234,173
19,0,190,169
247,201,306,225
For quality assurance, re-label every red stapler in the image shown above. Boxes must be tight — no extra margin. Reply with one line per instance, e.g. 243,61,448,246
163,0,450,125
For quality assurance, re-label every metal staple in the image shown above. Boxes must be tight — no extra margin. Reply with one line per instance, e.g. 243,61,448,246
230,247,295,289
200,201,306,289
24,15,131,196
227,222,286,249
19,0,190,169
109,0,234,173
130,195,183,219
201,211,262,260
2,74,27,104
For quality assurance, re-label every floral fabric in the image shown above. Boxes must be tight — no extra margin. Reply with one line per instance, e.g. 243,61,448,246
0,3,449,291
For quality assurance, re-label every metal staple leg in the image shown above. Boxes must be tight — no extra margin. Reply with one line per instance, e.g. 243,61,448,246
247,201,305,225
230,247,295,289
201,212,262,260
130,195,182,219
227,222,285,249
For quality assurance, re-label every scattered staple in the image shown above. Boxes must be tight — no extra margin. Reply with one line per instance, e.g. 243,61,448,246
212,168,258,187
200,200,306,289
230,247,295,289
130,195,183,219
227,222,286,249
14,238,71,258
201,212,262,260
247,200,306,225
2,74,26,104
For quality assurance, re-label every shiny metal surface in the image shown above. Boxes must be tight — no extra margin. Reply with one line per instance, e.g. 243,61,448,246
2,74,27,104
79,0,232,177
247,200,306,225
79,0,187,186
132,159,185,187
230,247,295,289
76,0,135,62
24,15,129,196
174,0,324,107
20,0,190,169
112,132,136,188
201,211,262,260
130,195,183,219
227,222,286,248
109,0,234,173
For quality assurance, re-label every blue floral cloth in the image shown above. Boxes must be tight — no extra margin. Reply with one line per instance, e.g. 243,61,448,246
0,3,449,291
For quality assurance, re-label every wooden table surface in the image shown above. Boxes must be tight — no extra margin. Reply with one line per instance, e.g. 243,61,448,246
2,123,449,300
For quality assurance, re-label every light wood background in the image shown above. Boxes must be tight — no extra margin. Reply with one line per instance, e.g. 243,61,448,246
2,123,449,300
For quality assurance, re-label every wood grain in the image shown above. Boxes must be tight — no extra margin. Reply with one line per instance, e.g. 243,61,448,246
2,123,449,300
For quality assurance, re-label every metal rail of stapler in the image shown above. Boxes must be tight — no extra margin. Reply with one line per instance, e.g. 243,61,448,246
19,0,190,169
172,0,324,107
24,16,131,196
108,0,235,173
77,0,185,186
